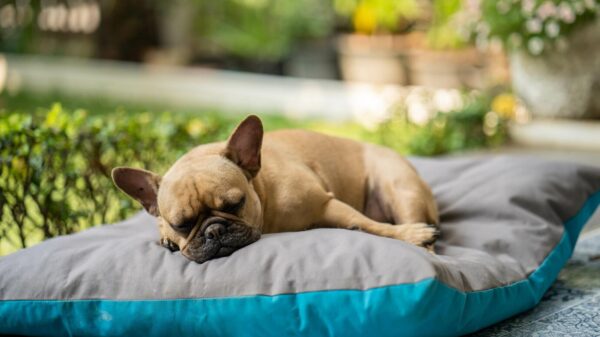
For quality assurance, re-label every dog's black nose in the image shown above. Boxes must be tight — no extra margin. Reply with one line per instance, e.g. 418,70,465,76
205,223,226,240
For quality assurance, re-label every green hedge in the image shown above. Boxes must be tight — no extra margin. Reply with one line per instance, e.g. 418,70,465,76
0,105,232,254
376,94,507,156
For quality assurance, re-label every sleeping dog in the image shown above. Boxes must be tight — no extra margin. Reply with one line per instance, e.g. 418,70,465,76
112,115,440,263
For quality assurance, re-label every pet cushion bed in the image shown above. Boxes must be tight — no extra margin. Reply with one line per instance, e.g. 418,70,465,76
2,156,600,337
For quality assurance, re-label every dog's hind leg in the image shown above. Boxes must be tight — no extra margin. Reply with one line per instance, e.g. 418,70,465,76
363,145,438,224
362,144,439,250
318,198,439,247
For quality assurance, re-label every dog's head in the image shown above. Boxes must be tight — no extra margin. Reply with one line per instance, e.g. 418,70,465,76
112,115,264,263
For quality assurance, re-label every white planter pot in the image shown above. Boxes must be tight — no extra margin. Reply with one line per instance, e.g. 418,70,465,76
510,20,600,119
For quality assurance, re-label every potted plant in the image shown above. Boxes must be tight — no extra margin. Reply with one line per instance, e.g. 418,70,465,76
468,0,600,118
406,0,503,89
334,0,421,84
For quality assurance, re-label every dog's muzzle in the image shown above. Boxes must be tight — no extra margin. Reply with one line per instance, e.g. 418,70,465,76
179,210,259,263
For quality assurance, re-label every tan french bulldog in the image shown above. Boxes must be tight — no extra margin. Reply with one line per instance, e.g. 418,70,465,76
112,115,439,263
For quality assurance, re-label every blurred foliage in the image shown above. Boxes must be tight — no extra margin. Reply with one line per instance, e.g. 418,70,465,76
0,0,158,61
0,0,334,64
192,0,335,61
0,90,508,254
334,0,420,33
474,0,599,55
426,0,468,49
0,0,494,66
371,93,507,156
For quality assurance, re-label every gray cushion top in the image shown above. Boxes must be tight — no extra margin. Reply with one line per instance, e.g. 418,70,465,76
2,155,600,300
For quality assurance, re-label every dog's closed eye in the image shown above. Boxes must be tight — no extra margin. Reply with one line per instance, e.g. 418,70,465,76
221,196,245,214
172,219,197,233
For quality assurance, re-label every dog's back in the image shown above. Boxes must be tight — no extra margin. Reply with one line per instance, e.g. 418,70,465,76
263,130,367,211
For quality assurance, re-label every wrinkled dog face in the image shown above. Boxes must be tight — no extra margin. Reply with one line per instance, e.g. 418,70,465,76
157,158,263,263
112,116,264,263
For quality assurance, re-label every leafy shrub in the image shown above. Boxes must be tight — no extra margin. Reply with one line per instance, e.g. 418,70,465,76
426,0,468,50
370,91,508,156
194,0,335,61
0,105,229,254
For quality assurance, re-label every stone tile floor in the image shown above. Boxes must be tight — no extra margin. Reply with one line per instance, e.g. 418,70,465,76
469,210,600,336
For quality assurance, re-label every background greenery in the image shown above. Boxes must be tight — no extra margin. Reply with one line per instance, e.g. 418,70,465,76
192,0,335,62
0,0,478,70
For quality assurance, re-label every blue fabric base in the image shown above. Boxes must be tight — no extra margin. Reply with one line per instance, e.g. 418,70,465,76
2,191,600,337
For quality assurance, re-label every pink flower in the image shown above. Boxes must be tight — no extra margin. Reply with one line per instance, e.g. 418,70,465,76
545,20,560,38
528,37,544,55
522,0,535,14
526,18,543,33
537,1,557,20
558,3,575,23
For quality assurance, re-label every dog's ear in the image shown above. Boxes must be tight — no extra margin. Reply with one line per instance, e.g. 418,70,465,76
224,115,263,178
112,167,161,216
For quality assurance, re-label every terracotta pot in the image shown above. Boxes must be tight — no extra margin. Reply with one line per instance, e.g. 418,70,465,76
510,20,600,119
336,33,506,88
336,34,412,85
407,48,489,89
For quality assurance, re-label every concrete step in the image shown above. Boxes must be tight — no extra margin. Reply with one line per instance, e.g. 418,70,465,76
3,53,410,122
510,119,600,152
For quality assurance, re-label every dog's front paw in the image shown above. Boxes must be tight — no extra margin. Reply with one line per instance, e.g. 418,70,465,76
160,238,180,252
391,223,440,248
